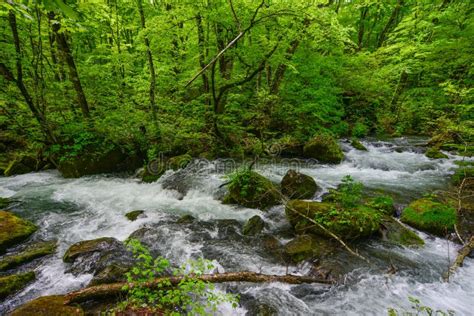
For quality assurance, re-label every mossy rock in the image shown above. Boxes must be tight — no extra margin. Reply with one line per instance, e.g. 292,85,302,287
125,210,145,221
58,148,142,178
425,147,448,159
4,155,38,176
303,135,344,164
177,214,196,224
167,154,192,170
242,215,265,236
0,240,57,271
0,211,37,253
0,197,11,209
0,271,35,299
284,234,335,263
285,200,382,240
351,139,367,151
379,216,424,247
89,263,131,286
401,199,456,237
440,143,474,157
223,170,280,209
281,169,318,199
366,196,396,215
10,295,84,316
63,237,121,263
451,165,474,187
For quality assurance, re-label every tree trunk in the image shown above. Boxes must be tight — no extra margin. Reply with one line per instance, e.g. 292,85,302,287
357,6,369,50
137,0,158,125
444,236,474,281
49,12,90,119
196,14,210,104
64,271,333,305
377,0,404,48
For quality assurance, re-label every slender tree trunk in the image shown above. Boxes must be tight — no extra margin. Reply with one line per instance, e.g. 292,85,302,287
377,0,404,48
196,14,210,104
357,6,369,50
137,0,158,125
270,39,300,94
49,12,90,119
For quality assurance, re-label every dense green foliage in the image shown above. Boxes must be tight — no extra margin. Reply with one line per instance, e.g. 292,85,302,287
0,0,472,164
119,239,238,315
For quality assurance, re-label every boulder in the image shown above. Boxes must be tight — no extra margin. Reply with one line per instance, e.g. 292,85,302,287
366,196,396,216
167,154,193,170
10,295,84,315
0,211,37,253
401,198,456,237
425,147,448,159
177,214,196,224
63,237,134,278
242,215,265,236
281,169,318,199
285,200,382,240
223,170,280,209
0,197,11,209
142,154,193,183
284,234,335,263
379,216,424,247
4,155,38,176
303,135,344,164
0,271,35,300
0,240,57,271
350,139,367,151
58,148,142,178
125,210,145,221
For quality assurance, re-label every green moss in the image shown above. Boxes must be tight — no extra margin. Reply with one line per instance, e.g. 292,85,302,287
4,155,37,176
351,139,368,151
440,143,474,157
242,215,265,236
281,169,318,199
0,240,57,271
0,211,37,253
0,197,11,209
425,147,448,159
366,196,395,215
451,165,474,186
380,216,424,247
303,134,344,164
286,200,382,240
401,199,456,236
176,214,196,224
10,295,84,316
284,234,335,262
223,170,280,209
0,271,36,299
125,210,145,221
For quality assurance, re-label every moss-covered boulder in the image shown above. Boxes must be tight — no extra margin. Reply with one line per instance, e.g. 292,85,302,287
89,263,131,286
281,169,318,199
242,215,265,236
177,214,196,224
223,170,280,209
63,237,122,263
0,240,57,271
125,210,145,221
0,197,11,209
351,139,367,151
284,234,336,263
303,135,344,164
4,155,38,176
379,216,424,247
366,195,396,215
0,211,37,253
0,271,35,299
58,148,142,178
285,200,382,240
168,154,192,170
142,154,193,183
10,295,84,316
425,147,448,159
401,199,456,236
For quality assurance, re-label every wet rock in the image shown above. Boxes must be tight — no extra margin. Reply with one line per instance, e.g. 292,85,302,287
4,155,38,176
125,210,145,221
10,295,84,315
222,170,280,209
0,197,11,209
63,237,134,277
286,200,382,240
177,214,196,224
142,154,193,183
351,139,368,151
379,216,424,247
261,235,282,254
58,148,142,178
284,234,335,263
0,240,57,271
401,198,456,237
425,147,448,159
242,215,265,236
281,169,318,199
89,263,131,286
303,134,344,164
0,211,37,253
245,302,278,316
0,271,35,300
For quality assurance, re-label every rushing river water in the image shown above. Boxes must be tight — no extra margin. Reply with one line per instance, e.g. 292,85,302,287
0,138,473,315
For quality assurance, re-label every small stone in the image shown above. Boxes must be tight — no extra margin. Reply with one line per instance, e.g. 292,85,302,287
242,215,265,236
125,210,145,221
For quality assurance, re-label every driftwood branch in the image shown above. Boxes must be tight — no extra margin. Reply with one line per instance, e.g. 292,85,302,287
444,236,474,281
64,271,333,305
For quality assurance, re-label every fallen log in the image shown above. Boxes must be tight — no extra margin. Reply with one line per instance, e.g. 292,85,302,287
64,271,333,305
444,236,474,281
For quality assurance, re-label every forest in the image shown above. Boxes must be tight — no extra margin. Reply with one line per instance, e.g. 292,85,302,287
0,0,473,315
